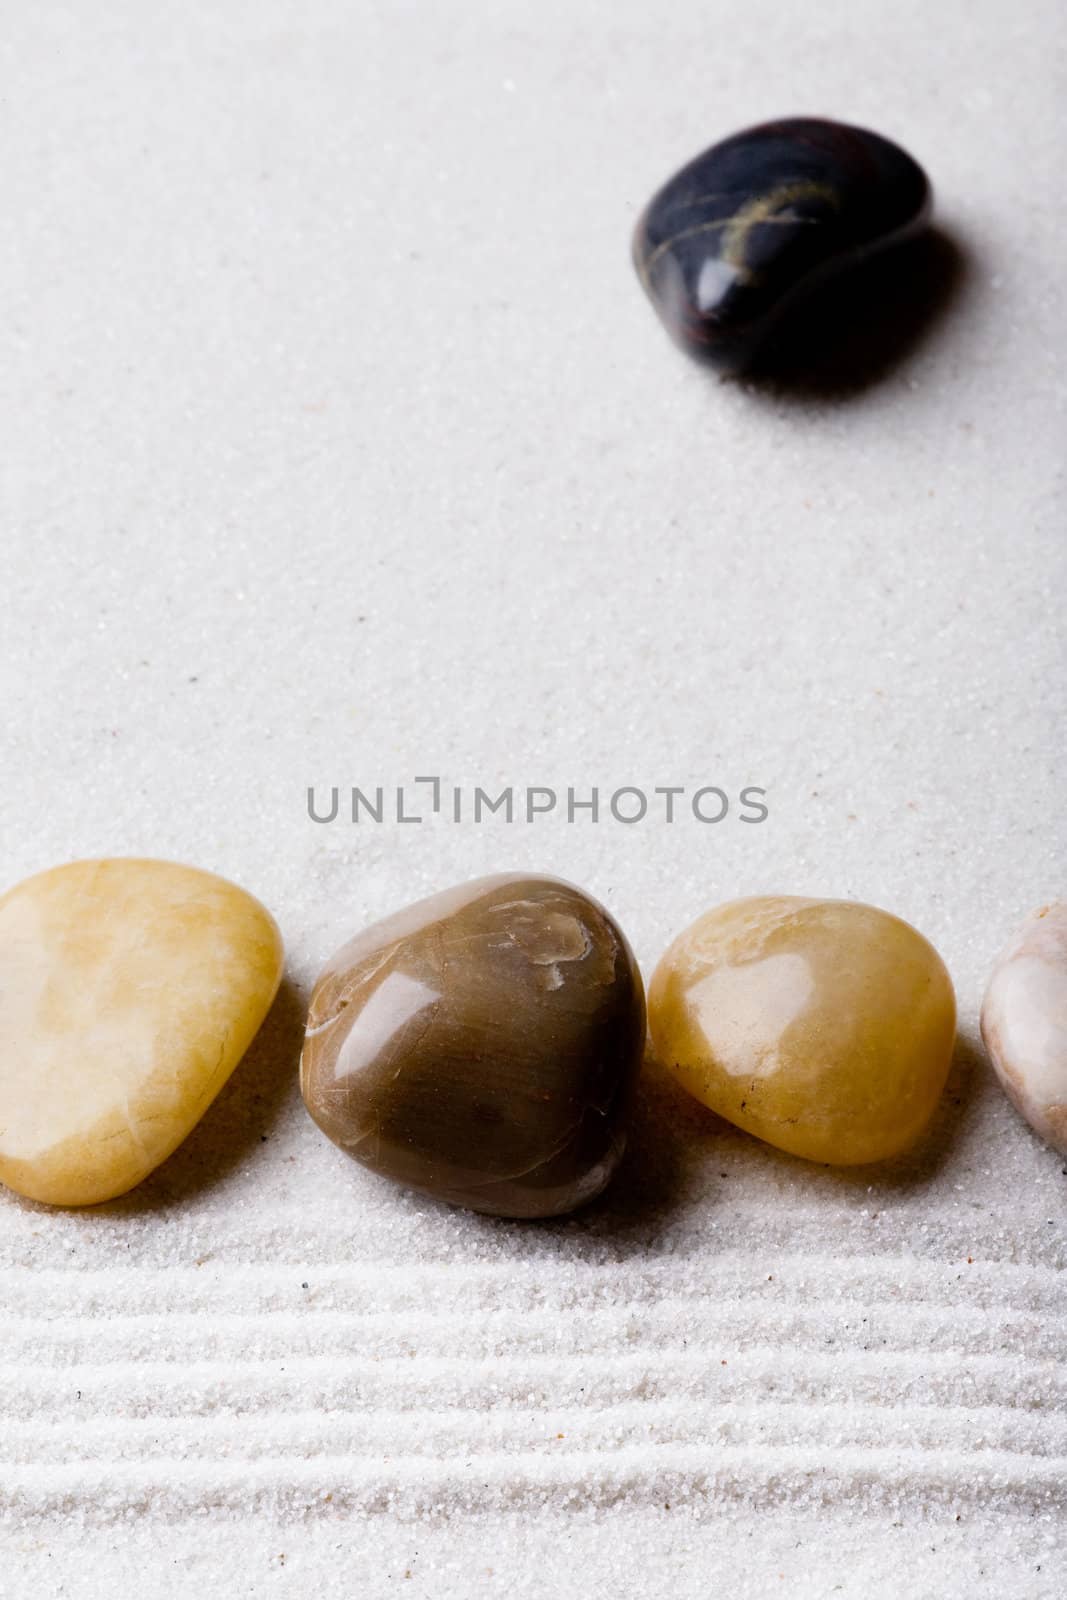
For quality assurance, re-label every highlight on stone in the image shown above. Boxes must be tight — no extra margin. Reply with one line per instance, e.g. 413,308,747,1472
633,116,931,372
648,895,956,1165
300,873,646,1218
981,901,1067,1157
0,858,284,1206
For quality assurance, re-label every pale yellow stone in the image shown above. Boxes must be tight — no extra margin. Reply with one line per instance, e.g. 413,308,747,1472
0,858,284,1206
648,895,957,1165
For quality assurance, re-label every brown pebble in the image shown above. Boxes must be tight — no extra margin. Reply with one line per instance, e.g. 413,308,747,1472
300,874,646,1218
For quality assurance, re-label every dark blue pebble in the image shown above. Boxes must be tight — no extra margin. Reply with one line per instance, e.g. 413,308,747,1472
633,117,931,372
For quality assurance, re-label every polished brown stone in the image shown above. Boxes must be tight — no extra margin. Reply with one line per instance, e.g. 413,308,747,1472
300,873,646,1217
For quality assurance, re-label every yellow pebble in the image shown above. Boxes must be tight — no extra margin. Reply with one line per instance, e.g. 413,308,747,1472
0,858,284,1206
648,895,956,1165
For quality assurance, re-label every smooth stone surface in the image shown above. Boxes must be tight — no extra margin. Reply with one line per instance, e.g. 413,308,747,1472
0,858,284,1206
981,902,1067,1156
648,895,956,1165
633,116,931,370
300,873,646,1218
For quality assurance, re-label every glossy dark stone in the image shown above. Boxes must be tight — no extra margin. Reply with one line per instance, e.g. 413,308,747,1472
300,874,646,1218
633,117,931,371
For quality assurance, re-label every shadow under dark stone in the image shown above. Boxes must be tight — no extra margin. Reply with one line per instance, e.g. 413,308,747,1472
567,1053,715,1236
95,975,307,1216
731,225,967,400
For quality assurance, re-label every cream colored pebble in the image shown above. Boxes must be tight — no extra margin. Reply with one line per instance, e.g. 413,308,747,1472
0,858,284,1206
981,901,1067,1157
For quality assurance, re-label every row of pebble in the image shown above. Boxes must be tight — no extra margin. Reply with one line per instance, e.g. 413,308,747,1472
0,860,1062,1217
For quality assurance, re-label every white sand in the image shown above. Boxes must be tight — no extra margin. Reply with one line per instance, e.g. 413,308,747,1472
1,0,1064,1594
